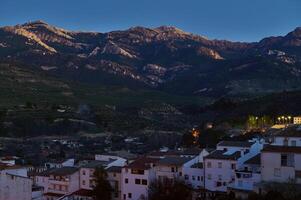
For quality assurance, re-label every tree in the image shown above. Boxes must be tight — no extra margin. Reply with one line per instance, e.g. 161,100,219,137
92,167,112,200
149,179,192,200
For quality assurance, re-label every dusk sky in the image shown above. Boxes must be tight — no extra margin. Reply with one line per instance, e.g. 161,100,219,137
1,0,300,42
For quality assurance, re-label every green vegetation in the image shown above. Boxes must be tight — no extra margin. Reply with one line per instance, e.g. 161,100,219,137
92,167,112,200
0,63,211,108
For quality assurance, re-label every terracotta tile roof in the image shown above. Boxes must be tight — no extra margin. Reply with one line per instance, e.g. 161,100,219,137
125,157,160,170
72,189,94,197
262,145,301,153
44,192,64,197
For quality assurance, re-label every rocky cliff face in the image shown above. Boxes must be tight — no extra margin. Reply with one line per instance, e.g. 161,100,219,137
1,21,301,98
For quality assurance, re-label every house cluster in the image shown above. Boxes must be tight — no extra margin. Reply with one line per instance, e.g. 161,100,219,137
1,125,301,200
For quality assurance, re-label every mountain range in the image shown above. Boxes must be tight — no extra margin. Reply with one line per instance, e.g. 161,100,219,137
1,20,301,104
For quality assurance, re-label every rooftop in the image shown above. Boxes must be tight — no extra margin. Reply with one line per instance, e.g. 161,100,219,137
274,126,301,138
44,192,64,197
72,189,94,197
205,150,241,160
106,166,122,173
262,145,301,153
37,167,78,176
218,141,254,148
125,157,160,170
81,160,114,169
157,157,192,166
244,154,261,165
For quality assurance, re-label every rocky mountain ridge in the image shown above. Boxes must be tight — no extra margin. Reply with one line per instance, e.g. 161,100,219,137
1,21,301,98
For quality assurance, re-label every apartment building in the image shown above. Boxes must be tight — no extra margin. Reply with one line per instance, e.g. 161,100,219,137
261,145,301,184
35,167,80,200
0,164,32,200
204,140,263,192
228,154,261,199
121,157,159,200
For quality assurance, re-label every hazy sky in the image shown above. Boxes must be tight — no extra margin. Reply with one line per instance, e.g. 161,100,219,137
0,0,300,42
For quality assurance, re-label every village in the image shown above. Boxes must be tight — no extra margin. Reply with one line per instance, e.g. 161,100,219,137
1,116,301,200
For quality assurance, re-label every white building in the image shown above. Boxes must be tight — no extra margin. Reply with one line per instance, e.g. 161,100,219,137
268,126,301,147
121,157,159,200
0,164,32,200
261,145,301,184
294,117,301,125
228,154,261,199
35,167,80,200
204,141,263,192
155,156,192,183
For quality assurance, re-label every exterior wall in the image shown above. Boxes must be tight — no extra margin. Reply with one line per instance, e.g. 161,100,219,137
36,172,80,196
272,137,301,147
121,168,156,200
79,168,94,190
204,159,237,192
182,167,204,189
261,152,301,183
155,165,183,182
3,167,28,177
0,172,32,200
35,175,50,192
230,171,261,191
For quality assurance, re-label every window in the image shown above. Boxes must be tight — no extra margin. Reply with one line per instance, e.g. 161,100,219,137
131,169,144,175
207,174,212,180
218,175,222,180
281,154,288,166
113,173,116,177
281,154,294,167
82,180,86,185
218,162,222,168
231,163,236,170
216,182,222,187
295,170,301,178
128,193,132,198
197,176,200,181
192,176,195,181
179,172,182,176
207,162,212,168
142,179,148,185
291,140,297,146
123,194,126,200
184,175,189,180
82,170,86,175
171,167,175,172
125,178,128,184
135,179,141,185
274,168,281,177
284,138,288,146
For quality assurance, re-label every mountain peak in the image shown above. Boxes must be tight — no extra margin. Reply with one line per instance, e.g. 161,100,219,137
155,26,189,34
287,27,301,38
